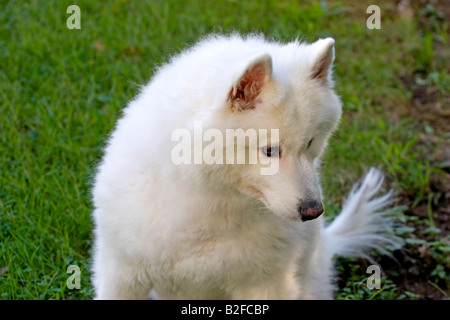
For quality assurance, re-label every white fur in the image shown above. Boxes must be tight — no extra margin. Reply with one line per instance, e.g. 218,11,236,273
91,34,393,300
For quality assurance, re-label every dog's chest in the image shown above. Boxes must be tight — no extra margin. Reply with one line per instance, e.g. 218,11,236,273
149,214,301,289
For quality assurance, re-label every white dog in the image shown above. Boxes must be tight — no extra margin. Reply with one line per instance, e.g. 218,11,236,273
91,33,393,299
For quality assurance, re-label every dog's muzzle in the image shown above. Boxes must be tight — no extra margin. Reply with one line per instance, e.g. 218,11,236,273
298,200,324,221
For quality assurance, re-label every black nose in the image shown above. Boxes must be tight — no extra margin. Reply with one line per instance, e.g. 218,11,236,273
298,201,324,221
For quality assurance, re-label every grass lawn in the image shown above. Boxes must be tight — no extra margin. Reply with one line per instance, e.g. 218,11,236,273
0,0,448,300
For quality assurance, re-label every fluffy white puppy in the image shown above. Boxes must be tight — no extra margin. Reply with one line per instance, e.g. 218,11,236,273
91,34,394,300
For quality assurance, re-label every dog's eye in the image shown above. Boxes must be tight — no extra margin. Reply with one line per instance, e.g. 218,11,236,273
307,138,314,149
262,145,280,158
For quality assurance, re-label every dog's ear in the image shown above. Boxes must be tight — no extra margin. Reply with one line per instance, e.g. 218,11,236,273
309,38,335,84
228,53,272,112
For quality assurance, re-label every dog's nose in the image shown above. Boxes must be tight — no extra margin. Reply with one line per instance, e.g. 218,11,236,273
298,201,324,221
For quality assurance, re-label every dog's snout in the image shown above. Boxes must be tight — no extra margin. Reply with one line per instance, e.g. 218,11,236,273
298,201,324,221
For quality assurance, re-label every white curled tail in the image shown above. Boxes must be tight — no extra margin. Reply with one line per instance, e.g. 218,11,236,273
325,168,397,260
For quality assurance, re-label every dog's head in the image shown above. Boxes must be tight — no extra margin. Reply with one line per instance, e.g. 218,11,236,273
215,37,342,221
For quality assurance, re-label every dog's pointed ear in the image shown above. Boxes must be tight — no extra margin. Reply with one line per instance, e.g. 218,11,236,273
309,38,335,84
228,53,272,112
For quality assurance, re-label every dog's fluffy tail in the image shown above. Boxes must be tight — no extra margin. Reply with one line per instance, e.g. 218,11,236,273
324,168,398,260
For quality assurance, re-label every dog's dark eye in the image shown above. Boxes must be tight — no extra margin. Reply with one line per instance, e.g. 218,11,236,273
307,138,314,149
262,145,280,158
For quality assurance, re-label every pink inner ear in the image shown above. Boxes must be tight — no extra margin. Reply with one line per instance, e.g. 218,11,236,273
228,63,267,111
311,57,327,80
310,43,334,83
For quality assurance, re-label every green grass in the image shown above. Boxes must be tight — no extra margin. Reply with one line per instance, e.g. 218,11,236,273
1,0,448,299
